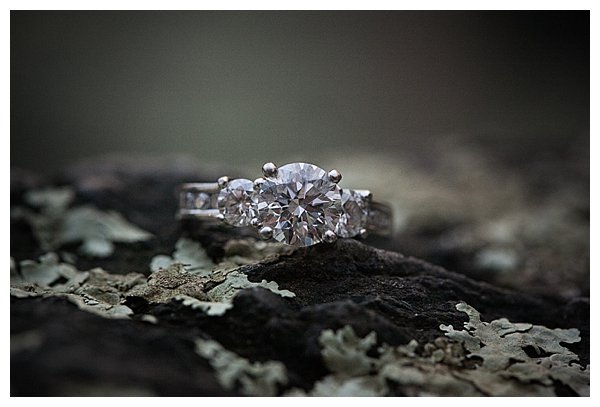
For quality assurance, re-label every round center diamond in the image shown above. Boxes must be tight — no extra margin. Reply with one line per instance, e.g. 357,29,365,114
217,178,257,226
256,163,342,246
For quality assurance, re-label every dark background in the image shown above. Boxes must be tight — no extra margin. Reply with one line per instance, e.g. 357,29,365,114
11,11,589,173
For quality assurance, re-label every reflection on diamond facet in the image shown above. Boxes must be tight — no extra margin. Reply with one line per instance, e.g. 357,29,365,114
255,162,342,246
181,191,211,209
217,178,257,226
336,189,369,238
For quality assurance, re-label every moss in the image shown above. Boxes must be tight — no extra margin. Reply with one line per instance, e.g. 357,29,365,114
194,338,288,396
290,302,589,396
12,187,152,257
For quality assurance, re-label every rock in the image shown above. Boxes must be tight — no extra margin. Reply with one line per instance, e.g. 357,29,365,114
10,155,589,396
11,297,232,396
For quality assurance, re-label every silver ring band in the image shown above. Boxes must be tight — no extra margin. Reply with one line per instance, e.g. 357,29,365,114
176,162,393,246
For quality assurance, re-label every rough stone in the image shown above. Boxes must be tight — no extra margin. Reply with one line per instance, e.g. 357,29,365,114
10,155,589,396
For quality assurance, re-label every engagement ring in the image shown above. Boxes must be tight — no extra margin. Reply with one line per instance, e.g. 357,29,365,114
177,162,393,247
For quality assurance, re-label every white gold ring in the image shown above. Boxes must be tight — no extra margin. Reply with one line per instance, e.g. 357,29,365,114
177,162,393,247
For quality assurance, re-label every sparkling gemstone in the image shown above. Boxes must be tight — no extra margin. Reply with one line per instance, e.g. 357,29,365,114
335,189,369,238
217,178,257,226
181,191,211,209
255,162,342,246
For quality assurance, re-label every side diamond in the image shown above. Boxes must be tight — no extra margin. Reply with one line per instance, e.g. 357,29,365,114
181,191,211,209
335,189,369,238
217,178,257,226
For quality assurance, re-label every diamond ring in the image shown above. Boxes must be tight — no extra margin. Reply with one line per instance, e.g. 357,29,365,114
177,162,393,247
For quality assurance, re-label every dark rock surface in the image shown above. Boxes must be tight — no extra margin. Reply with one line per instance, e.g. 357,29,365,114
11,297,232,396
10,155,590,396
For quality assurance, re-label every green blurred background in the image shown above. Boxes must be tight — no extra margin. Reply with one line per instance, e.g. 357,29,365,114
11,11,588,173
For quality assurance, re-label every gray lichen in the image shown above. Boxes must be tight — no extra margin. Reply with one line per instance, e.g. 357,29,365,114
11,187,152,257
219,238,295,266
17,252,82,286
143,238,295,315
150,238,214,275
150,237,292,274
194,337,288,396
319,325,379,377
206,270,295,303
11,236,296,320
174,295,233,316
290,302,589,396
128,263,210,303
287,327,468,396
440,302,589,396
293,375,384,397
10,253,142,319
59,206,153,256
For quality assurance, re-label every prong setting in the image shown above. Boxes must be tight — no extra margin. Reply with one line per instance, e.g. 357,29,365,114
216,213,225,222
355,189,373,202
359,228,368,239
328,169,342,183
323,230,338,243
262,162,278,178
259,226,273,240
250,217,261,228
254,177,266,189
217,176,230,188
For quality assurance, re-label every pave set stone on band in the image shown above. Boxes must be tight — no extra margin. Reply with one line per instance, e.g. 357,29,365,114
177,162,393,247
